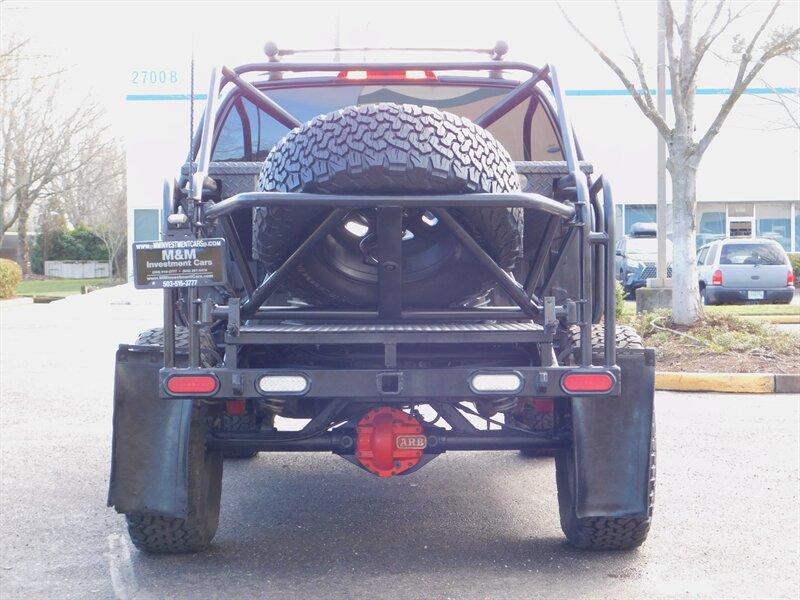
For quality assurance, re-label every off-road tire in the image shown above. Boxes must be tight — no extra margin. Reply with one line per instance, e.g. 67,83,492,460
509,408,555,458
221,412,262,460
253,102,523,306
555,325,656,550
125,327,223,553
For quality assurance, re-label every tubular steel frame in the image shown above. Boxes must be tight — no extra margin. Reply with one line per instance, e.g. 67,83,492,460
156,57,620,451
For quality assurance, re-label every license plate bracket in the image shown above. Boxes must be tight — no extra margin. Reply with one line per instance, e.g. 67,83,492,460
133,238,226,289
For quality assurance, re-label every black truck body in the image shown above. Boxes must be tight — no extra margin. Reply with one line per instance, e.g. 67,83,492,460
109,47,656,553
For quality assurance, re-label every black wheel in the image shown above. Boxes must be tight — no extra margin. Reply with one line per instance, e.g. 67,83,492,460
508,403,556,458
555,325,656,550
124,327,223,553
253,102,523,307
221,410,267,460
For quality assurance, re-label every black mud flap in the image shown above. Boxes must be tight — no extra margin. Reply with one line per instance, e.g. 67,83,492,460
571,348,655,519
107,345,192,518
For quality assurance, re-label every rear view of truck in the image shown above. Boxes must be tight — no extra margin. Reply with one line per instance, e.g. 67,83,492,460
108,43,656,553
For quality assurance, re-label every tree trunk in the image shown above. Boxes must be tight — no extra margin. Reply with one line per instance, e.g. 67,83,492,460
17,199,30,275
668,155,702,325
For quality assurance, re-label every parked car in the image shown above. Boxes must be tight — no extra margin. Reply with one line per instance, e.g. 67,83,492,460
615,223,672,296
697,237,795,304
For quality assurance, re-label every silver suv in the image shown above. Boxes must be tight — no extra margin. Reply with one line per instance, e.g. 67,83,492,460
697,238,795,305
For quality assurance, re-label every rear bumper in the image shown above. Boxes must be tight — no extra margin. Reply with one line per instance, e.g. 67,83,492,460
158,364,622,400
705,286,795,304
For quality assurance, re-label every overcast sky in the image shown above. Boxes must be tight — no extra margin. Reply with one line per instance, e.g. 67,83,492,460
4,0,797,138
3,0,798,208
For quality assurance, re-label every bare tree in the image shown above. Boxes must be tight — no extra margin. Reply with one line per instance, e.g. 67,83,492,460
0,40,109,274
560,0,800,325
77,142,128,280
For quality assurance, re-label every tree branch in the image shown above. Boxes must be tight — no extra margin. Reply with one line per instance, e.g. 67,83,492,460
695,5,798,158
558,2,672,140
664,0,688,134
613,0,656,113
685,1,746,90
755,77,800,129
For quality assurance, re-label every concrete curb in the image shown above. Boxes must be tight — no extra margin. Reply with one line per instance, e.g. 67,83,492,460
738,314,800,324
656,371,800,393
0,297,34,308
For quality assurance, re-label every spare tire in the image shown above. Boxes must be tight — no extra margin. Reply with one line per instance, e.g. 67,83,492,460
253,103,522,307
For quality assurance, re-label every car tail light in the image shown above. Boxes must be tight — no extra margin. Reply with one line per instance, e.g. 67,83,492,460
788,270,795,286
165,374,218,395
337,70,437,80
561,371,615,394
711,269,723,286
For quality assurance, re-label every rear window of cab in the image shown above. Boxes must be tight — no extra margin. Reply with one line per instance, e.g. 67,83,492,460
211,83,565,163
719,242,789,266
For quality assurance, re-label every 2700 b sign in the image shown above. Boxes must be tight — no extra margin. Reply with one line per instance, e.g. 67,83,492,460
133,238,226,289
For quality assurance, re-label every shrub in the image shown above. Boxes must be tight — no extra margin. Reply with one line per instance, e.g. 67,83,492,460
0,258,22,299
615,280,625,321
789,253,800,279
30,227,108,274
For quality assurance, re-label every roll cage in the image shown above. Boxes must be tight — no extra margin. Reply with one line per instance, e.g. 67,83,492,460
159,57,618,384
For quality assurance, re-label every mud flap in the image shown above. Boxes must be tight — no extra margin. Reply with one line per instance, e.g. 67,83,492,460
571,348,655,518
107,345,192,518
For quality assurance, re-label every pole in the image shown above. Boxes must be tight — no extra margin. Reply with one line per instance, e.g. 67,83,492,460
656,0,668,280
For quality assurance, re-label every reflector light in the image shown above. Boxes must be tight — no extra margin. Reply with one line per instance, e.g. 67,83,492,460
561,372,615,393
258,374,309,394
712,269,723,286
470,372,523,393
166,375,218,395
226,400,246,415
337,70,437,81
167,213,188,225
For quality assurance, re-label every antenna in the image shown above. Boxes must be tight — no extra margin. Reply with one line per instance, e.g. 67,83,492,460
188,45,196,201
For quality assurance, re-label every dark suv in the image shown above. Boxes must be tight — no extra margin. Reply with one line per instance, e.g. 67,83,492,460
109,43,656,554
615,222,672,296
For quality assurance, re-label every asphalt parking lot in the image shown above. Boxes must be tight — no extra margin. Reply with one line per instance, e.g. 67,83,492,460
1,287,798,599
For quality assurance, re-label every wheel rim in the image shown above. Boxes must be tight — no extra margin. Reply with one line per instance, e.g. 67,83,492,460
314,208,475,284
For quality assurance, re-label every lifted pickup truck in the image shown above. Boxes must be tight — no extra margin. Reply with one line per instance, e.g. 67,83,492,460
109,43,656,553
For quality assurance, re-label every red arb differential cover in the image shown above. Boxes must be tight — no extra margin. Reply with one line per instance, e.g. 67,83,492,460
355,407,426,477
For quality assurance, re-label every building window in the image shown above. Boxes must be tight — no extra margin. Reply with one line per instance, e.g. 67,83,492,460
756,202,791,251
134,209,160,242
697,204,726,248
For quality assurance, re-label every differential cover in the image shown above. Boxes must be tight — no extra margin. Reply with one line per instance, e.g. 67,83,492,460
355,407,426,477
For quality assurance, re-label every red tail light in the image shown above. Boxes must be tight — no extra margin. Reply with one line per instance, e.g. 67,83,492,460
711,269,723,286
165,374,218,395
337,70,437,81
788,270,795,286
561,372,615,394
